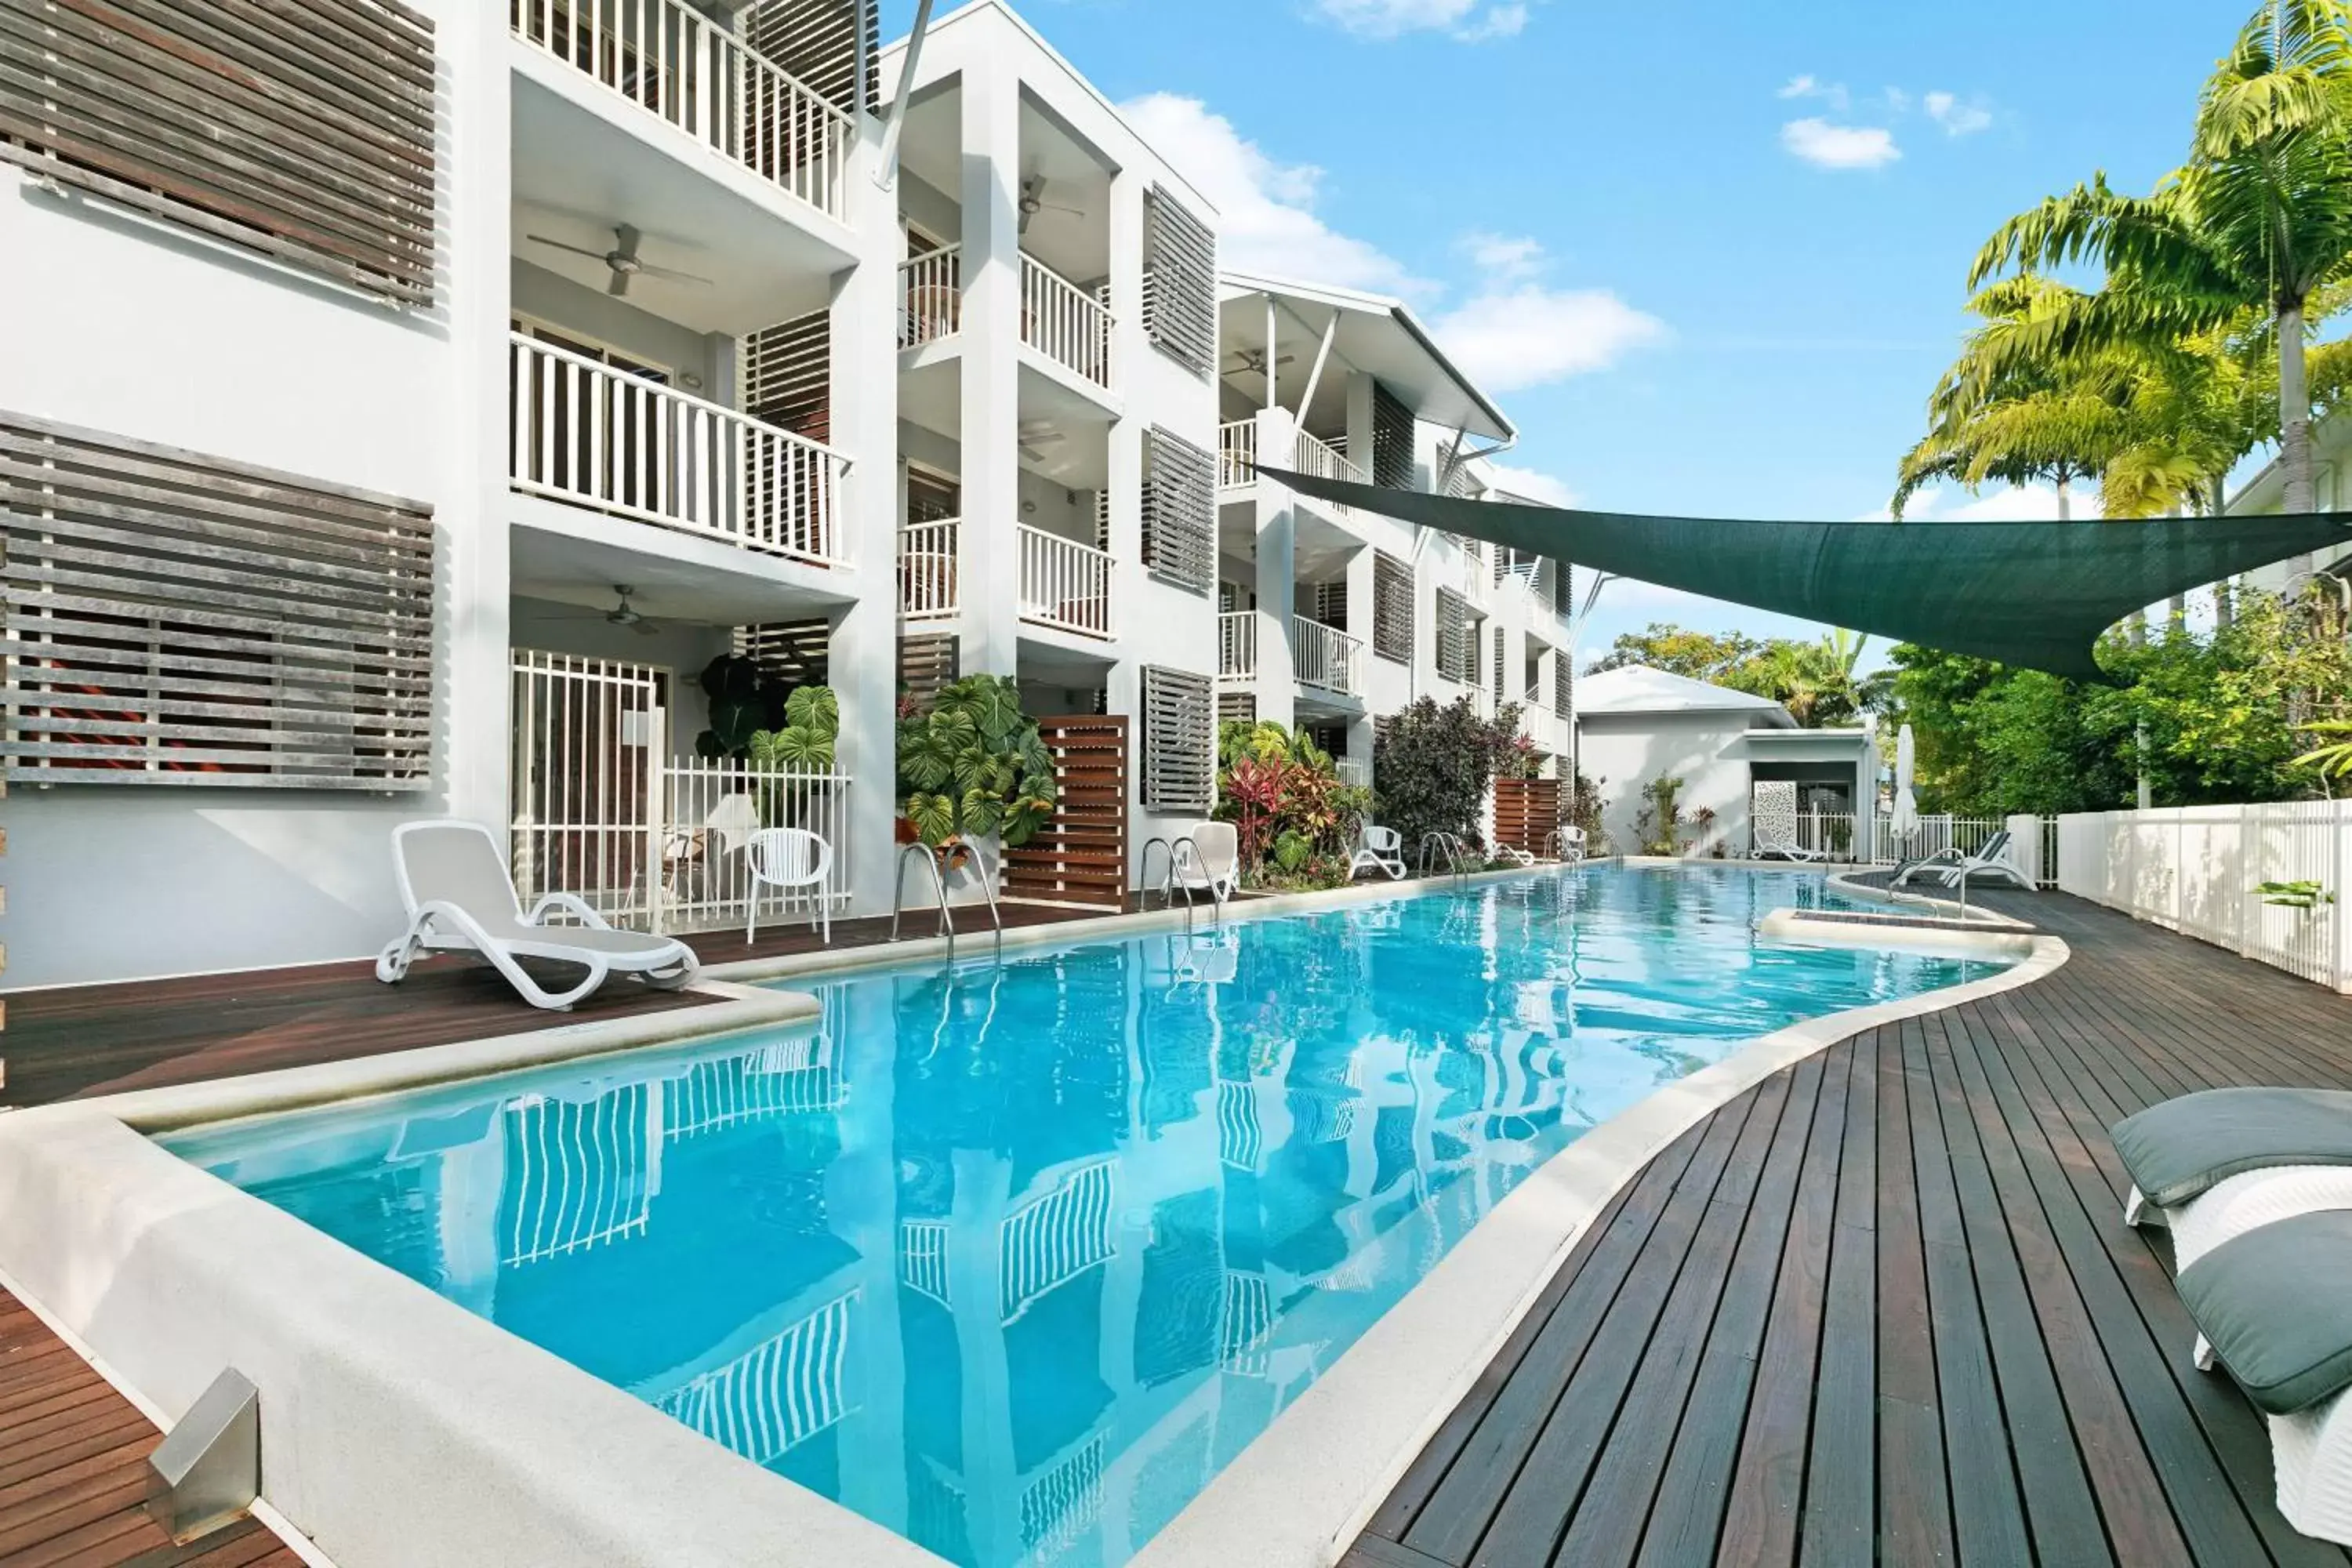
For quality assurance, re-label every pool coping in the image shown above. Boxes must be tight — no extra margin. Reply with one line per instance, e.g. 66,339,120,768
0,862,2062,1568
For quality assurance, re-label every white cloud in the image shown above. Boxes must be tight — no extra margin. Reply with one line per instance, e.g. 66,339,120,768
1431,284,1666,393
1312,0,1531,42
1483,463,1579,508
1461,231,1545,281
1883,86,1912,114
1119,93,1424,294
1865,484,2101,522
1777,74,1851,110
1780,118,1901,170
1924,90,1994,136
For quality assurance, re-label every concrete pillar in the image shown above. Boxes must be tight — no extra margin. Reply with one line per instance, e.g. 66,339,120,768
959,63,1022,678
827,103,906,917
1103,166,1149,886
1252,406,1297,729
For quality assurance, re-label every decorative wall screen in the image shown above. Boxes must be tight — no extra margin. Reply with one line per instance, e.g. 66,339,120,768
1,412,435,789
1141,664,1213,814
1143,185,1216,377
0,0,437,305
743,0,880,113
1142,427,1214,594
1752,780,1800,852
1372,550,1413,664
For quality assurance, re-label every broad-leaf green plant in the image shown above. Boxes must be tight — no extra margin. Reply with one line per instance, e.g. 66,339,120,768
896,674,1057,849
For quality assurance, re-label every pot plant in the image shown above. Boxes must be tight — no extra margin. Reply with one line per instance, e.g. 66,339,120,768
896,674,1057,877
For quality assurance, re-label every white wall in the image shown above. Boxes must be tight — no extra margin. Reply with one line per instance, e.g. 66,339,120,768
1575,713,1761,857
0,0,511,988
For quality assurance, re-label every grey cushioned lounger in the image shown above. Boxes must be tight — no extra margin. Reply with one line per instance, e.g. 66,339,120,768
2179,1208,2352,1415
2111,1087,2352,1210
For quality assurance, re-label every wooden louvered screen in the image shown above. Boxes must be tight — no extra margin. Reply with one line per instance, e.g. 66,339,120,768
742,0,879,114
746,310,831,443
1310,579,1347,630
898,633,956,708
1372,550,1412,664
1,412,434,789
1555,557,1574,615
1552,648,1571,719
1370,383,1414,490
1141,665,1212,815
1493,777,1561,857
1492,625,1506,700
733,618,831,686
1216,689,1254,728
1143,185,1215,378
0,0,436,306
1142,426,1214,595
1001,715,1126,909
1435,586,1475,686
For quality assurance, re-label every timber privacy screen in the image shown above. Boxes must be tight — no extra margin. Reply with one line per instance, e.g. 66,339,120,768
0,412,436,789
0,0,437,306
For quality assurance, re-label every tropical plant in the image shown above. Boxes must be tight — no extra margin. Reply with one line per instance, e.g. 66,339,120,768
1635,774,1694,856
1588,622,1877,728
1212,719,1370,876
1272,830,1315,874
895,674,1057,849
695,654,797,760
1963,0,2352,535
747,685,840,771
1566,771,1610,855
1372,695,1525,858
1222,756,1288,870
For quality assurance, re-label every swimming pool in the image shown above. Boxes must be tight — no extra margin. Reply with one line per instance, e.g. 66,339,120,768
165,866,2008,1568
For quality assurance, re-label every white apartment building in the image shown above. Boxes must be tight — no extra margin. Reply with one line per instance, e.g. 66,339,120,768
0,0,1557,993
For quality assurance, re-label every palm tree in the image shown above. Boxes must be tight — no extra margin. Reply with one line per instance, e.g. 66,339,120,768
1893,278,2129,521
1967,1,2352,534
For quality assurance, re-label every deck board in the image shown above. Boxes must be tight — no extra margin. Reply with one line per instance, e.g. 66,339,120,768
1356,887,2352,1566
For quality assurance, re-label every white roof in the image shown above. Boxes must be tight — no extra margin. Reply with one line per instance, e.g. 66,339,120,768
1575,665,1797,725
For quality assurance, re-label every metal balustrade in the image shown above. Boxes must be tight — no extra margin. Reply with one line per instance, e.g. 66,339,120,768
1218,420,1257,490
1021,253,1113,387
1290,615,1363,696
512,0,849,220
897,518,959,619
899,245,961,348
1017,524,1113,637
509,333,846,564
1218,612,1257,679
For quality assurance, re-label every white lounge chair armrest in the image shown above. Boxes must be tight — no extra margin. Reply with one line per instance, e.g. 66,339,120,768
525,891,615,930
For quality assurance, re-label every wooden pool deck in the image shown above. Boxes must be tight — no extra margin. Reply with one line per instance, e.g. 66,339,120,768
1350,886,2352,1568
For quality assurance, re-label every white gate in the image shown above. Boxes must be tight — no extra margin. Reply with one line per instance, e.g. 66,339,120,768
510,650,667,923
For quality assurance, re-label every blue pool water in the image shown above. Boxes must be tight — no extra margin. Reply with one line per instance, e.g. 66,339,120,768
167,866,2005,1568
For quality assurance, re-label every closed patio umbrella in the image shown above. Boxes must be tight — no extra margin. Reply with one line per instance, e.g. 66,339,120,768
1892,724,1919,862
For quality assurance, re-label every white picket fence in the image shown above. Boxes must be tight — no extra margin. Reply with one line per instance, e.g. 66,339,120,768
2056,801,2352,993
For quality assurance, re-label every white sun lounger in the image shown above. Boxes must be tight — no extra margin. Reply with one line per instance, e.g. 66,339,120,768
375,820,700,1011
1754,832,1827,863
1893,829,2028,890
1349,823,1407,880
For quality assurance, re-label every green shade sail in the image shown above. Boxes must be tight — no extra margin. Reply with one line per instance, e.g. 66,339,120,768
1260,466,2351,681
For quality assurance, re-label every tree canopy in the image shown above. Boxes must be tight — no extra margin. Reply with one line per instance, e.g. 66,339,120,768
1587,623,1886,728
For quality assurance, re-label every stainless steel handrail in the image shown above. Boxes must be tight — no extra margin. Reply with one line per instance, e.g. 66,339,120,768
891,840,1007,960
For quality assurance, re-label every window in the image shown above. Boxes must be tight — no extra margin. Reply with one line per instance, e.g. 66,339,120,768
1310,579,1348,630
1372,551,1414,664
1142,427,1214,594
1143,186,1216,378
906,467,960,524
1142,665,1214,813
0,0,436,304
2,412,434,789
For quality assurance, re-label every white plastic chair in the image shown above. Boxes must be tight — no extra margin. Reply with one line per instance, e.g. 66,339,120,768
1177,821,1240,902
1349,823,1407,880
376,820,698,1011
746,827,834,946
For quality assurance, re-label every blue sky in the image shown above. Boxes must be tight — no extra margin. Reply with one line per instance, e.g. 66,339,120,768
884,0,2239,662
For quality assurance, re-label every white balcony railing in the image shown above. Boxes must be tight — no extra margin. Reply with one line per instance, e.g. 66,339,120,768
1290,430,1367,509
1218,421,1257,492
900,246,960,349
512,0,849,221
1017,524,1112,637
1336,756,1372,789
510,332,845,565
1022,253,1113,388
1218,612,1256,679
897,518,958,619
1290,616,1363,697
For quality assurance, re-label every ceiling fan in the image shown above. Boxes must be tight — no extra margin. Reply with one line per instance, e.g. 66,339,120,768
525,224,712,299
1018,422,1068,463
1018,173,1084,234
1225,347,1296,378
545,585,670,637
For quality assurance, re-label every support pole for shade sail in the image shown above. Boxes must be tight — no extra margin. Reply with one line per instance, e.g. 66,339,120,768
1259,465,2352,683
1295,309,1338,425
873,0,936,191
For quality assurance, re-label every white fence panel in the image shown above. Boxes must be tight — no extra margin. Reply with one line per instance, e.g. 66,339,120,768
2056,801,2352,993
659,758,852,935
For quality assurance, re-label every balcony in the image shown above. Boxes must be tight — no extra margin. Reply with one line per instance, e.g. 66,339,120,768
1018,524,1113,638
508,332,846,566
1219,612,1256,678
1022,254,1113,389
1218,422,1257,493
1292,616,1363,697
1290,430,1366,511
901,246,961,350
512,0,849,223
898,519,958,619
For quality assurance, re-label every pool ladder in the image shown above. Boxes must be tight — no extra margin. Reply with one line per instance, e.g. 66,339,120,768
1138,835,1226,931
891,840,1005,961
1418,831,1473,883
